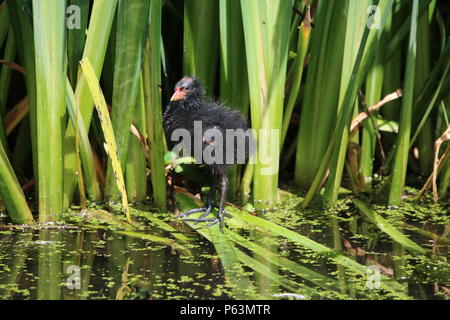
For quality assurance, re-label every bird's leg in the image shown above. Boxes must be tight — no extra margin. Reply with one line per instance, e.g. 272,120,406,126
179,174,217,220
217,173,228,233
181,173,232,233
197,174,218,219
188,173,230,232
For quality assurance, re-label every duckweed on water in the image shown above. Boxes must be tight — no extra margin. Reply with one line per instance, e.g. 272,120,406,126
0,189,448,300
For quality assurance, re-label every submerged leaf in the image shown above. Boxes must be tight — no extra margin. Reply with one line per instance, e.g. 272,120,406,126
353,199,427,254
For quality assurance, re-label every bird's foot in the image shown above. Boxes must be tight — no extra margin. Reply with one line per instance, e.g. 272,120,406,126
179,204,231,220
179,204,232,233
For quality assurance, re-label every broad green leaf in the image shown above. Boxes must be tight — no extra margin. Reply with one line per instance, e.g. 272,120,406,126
32,0,66,222
0,140,34,224
104,0,150,200
79,57,131,223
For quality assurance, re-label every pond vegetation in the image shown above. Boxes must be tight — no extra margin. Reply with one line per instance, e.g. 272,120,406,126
0,0,449,300
0,190,448,299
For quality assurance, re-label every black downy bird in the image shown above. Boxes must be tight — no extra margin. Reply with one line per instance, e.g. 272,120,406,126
163,76,254,232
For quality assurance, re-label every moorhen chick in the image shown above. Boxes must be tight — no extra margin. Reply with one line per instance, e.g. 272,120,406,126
163,76,253,232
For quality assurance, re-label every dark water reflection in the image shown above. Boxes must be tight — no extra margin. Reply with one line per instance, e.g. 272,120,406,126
0,229,229,300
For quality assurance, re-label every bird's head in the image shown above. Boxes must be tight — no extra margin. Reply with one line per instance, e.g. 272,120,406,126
170,76,204,103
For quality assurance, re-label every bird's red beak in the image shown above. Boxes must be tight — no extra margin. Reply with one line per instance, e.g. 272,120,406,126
170,88,185,101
